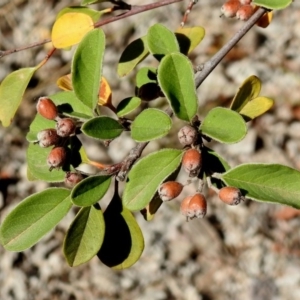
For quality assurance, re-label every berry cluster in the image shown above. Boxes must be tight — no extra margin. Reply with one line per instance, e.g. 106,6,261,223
157,123,245,221
34,97,83,188
221,0,254,21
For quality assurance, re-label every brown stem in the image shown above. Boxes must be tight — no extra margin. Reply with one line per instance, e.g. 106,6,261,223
0,0,183,59
194,7,267,89
36,47,56,69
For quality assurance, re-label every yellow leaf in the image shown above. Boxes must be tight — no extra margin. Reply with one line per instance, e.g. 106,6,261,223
230,75,261,112
175,26,205,54
98,77,113,109
57,74,73,91
239,96,274,120
51,13,94,49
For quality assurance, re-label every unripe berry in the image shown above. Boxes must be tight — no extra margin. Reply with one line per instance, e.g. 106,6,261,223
220,0,241,18
218,186,244,205
36,129,60,148
180,193,207,220
47,147,67,171
56,118,76,137
182,148,202,177
36,97,58,120
178,125,197,147
236,4,254,21
158,181,183,202
64,171,83,188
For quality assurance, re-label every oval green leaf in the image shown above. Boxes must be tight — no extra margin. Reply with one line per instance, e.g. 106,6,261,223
140,194,163,221
136,67,157,88
116,96,141,117
230,75,261,112
239,96,274,120
0,67,36,127
147,24,179,60
131,108,172,142
64,205,105,266
71,175,112,206
158,53,197,122
72,29,105,110
220,163,300,208
118,36,149,77
253,0,292,9
200,107,247,144
82,116,124,140
0,188,71,251
123,149,183,211
98,195,144,269
175,26,205,55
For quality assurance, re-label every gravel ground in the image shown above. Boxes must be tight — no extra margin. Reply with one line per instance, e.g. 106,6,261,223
1,1,300,300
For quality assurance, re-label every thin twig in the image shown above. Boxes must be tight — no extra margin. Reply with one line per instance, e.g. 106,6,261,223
0,0,183,59
194,7,267,89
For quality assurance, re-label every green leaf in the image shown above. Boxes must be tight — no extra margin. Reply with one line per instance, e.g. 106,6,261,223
64,205,105,266
200,107,247,144
131,108,172,142
252,0,292,9
116,97,141,117
72,29,105,110
118,36,149,77
27,144,66,182
202,146,231,174
136,67,157,88
175,26,205,55
230,75,261,112
140,194,162,221
123,149,183,211
26,116,56,143
147,24,179,60
98,194,144,269
0,67,36,127
50,91,93,119
220,164,300,208
0,188,71,251
82,116,124,140
71,175,112,206
56,6,102,22
158,53,198,122
239,96,274,121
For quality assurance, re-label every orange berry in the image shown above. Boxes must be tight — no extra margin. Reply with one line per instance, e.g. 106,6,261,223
236,4,254,21
47,147,67,171
239,0,252,4
182,148,202,177
220,0,241,18
36,97,58,120
218,186,244,205
158,181,183,202
56,118,76,137
180,193,207,220
178,125,197,147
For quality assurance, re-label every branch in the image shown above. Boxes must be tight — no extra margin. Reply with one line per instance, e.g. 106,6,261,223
0,0,183,59
194,7,267,88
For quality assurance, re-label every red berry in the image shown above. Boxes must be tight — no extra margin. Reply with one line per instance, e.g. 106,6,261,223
178,125,197,147
239,0,252,5
158,181,183,202
236,4,254,21
36,129,60,148
64,171,83,188
47,147,67,171
180,193,207,220
56,118,76,137
218,186,244,205
220,0,241,18
182,148,202,177
36,97,58,120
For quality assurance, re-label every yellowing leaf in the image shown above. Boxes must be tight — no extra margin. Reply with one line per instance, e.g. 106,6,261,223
230,75,261,112
256,9,273,28
175,26,205,54
57,74,73,91
98,77,112,107
239,96,274,120
51,13,94,49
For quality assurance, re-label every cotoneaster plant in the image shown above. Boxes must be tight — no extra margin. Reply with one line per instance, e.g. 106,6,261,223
0,0,297,269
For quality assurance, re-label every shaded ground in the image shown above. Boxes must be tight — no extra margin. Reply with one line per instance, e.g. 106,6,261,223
1,0,300,299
